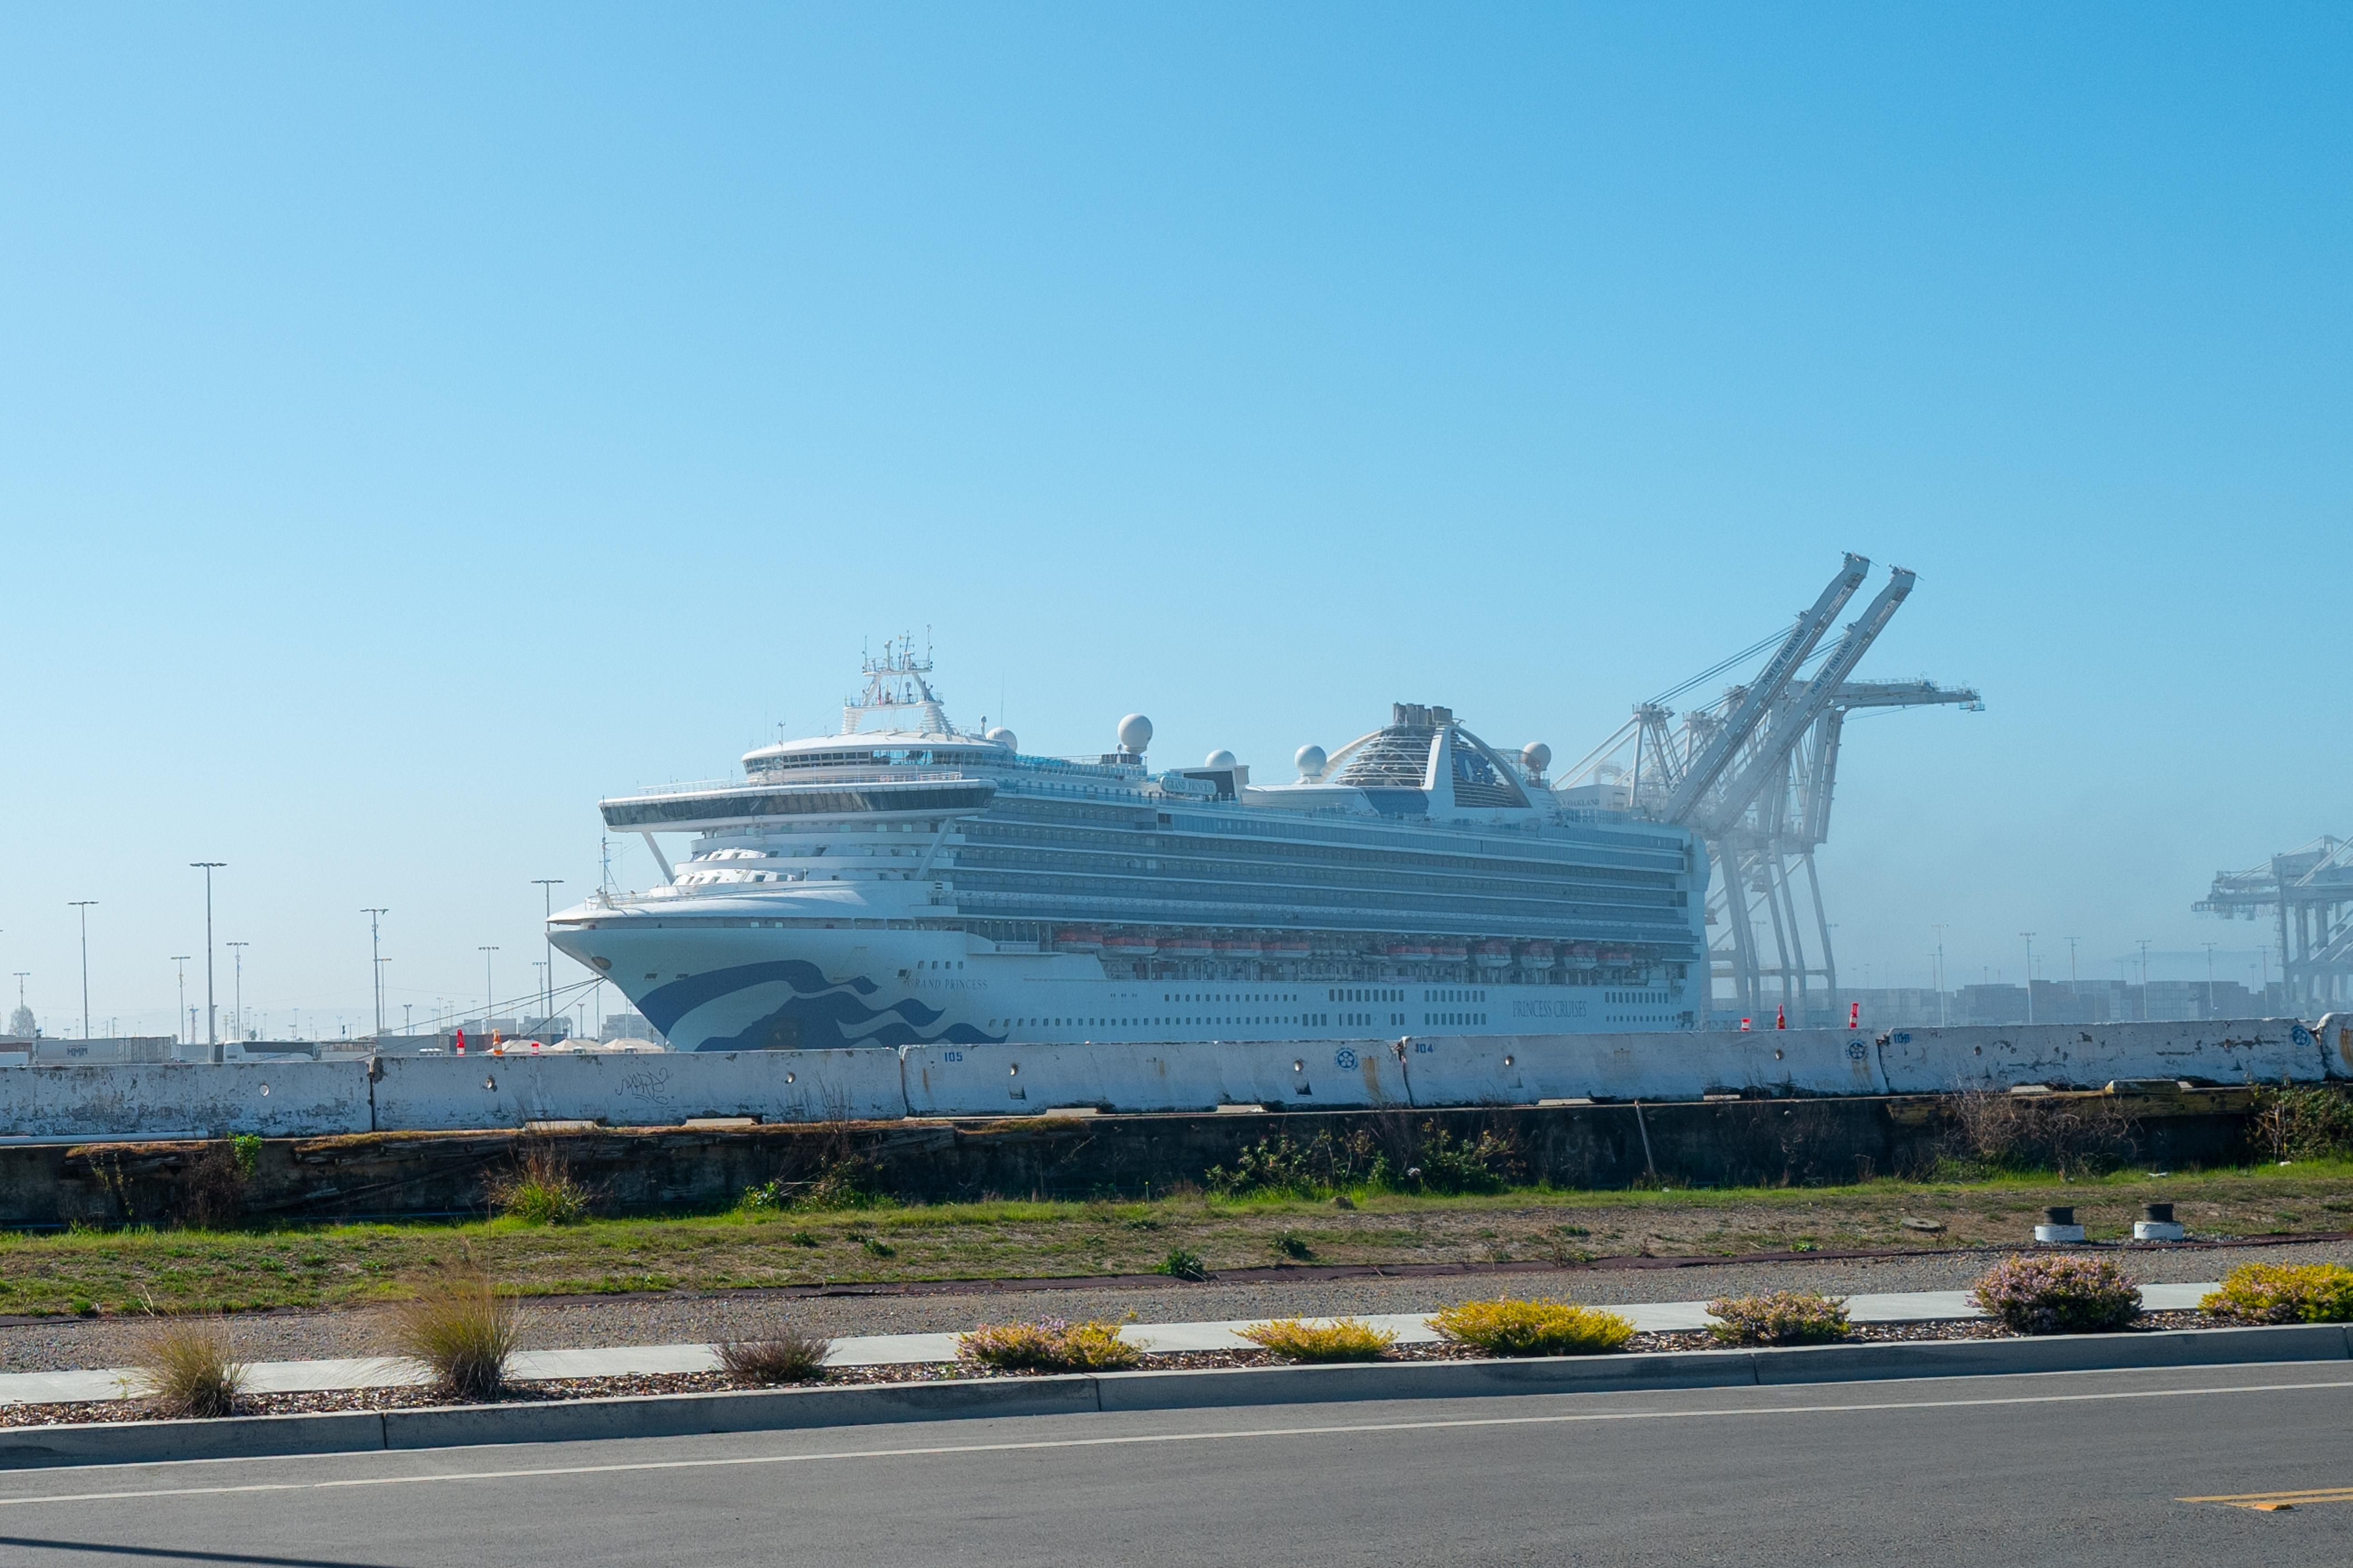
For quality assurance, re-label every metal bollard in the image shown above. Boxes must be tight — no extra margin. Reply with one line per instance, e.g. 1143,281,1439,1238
2133,1201,2185,1242
2034,1204,2087,1244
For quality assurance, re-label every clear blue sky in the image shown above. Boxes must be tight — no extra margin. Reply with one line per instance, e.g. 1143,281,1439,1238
3,4,2346,1036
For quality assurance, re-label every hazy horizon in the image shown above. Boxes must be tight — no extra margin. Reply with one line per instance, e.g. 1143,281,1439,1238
3,5,2345,1037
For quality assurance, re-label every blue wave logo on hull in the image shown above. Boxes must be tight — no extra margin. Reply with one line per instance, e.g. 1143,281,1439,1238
638,959,1003,1051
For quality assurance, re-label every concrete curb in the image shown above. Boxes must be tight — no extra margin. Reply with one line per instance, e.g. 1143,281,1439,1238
4,1322,2347,1472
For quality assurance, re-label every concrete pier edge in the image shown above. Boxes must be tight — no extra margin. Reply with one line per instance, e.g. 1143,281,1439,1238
1,1320,2345,1472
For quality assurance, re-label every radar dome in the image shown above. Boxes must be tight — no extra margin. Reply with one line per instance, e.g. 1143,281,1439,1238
985,726,1018,753
1205,748,1238,768
1117,714,1153,753
1294,744,1327,780
1521,741,1553,774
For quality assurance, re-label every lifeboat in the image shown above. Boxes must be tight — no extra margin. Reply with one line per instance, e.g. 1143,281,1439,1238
1053,927,1104,954
1430,940,1469,965
1265,938,1313,960
1103,933,1157,959
1163,933,1213,959
1601,947,1635,964
1518,940,1556,969
1473,940,1514,969
1385,943,1433,965
1213,937,1264,960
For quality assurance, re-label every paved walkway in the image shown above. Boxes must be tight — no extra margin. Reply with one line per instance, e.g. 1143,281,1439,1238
0,1284,2221,1407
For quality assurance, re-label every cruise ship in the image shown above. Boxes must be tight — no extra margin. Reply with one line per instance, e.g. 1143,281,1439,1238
548,643,1708,1051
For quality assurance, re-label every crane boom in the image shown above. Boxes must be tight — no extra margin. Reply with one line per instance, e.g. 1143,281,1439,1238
1692,567,1916,836
1658,552,1868,825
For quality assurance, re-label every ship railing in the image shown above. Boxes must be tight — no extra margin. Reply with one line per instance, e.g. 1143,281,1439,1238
618,770,986,798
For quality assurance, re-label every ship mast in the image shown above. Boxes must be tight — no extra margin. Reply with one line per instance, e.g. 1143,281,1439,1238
842,631,953,736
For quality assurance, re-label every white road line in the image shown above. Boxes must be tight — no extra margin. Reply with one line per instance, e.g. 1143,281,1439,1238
2,1374,2350,1510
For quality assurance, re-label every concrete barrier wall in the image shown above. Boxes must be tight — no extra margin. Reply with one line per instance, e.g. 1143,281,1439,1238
2318,1014,2352,1078
1401,1030,1885,1106
901,1038,1411,1116
0,1061,372,1139
370,1049,906,1131
0,1019,2331,1138
1873,1018,2329,1093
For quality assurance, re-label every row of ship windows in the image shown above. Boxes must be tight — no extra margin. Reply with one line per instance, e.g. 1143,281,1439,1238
994,1015,1333,1030
960,835,1678,891
1603,991,1668,1004
1329,988,1403,1003
1428,1013,1486,1026
973,817,1683,880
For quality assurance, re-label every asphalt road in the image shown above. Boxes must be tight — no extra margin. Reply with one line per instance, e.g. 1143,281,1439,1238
4,1366,2353,1566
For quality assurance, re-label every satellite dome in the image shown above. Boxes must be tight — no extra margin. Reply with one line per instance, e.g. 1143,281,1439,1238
985,726,1018,753
1205,748,1237,768
1117,713,1153,753
1294,744,1327,781
1521,741,1553,774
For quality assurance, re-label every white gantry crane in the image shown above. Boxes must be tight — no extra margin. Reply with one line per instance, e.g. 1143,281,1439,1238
1558,555,1982,1026
2197,837,2353,1011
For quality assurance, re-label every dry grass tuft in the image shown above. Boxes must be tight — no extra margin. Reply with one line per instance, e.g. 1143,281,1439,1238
489,1145,592,1226
125,1316,248,1418
1238,1317,1396,1362
392,1265,523,1399
716,1331,833,1384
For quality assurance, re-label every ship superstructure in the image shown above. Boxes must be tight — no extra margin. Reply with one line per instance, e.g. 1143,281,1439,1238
549,640,1708,1051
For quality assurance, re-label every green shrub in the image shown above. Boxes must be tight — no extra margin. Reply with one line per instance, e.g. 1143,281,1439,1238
1272,1230,1314,1261
717,1330,832,1384
1158,1246,1208,1281
1430,1298,1634,1356
1206,1129,1390,1197
1411,1125,1519,1195
958,1318,1141,1373
1240,1317,1395,1362
125,1316,247,1418
393,1266,522,1399
736,1180,787,1214
1970,1254,2142,1334
1706,1290,1852,1347
2202,1262,2353,1324
2252,1086,2353,1163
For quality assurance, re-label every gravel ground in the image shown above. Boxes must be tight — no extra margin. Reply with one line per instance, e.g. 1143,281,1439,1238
4,1238,2349,1376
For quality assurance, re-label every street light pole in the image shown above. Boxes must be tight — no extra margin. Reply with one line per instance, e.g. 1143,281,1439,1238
225,942,247,1042
532,880,563,1033
191,863,225,1063
361,909,389,1041
2137,940,2152,1020
2204,940,2219,1018
68,902,96,1040
1930,925,1948,1026
479,946,498,1035
2020,933,2036,1025
171,956,191,1045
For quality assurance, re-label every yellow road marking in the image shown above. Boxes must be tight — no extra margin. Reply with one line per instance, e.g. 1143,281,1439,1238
2180,1485,2353,1509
